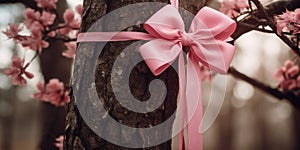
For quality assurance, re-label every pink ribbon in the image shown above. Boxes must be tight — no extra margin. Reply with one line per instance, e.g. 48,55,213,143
77,2,236,150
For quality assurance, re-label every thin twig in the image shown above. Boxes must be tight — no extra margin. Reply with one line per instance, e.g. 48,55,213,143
45,25,67,34
238,22,274,33
48,34,77,42
28,52,38,64
228,67,300,109
250,0,300,56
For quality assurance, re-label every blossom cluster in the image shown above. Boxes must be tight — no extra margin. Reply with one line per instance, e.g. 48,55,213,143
2,0,81,55
2,0,82,108
33,79,70,107
275,9,300,35
273,60,300,91
3,56,34,86
219,0,249,18
3,1,57,53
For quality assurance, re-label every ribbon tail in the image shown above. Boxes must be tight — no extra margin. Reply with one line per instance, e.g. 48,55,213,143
170,0,179,8
186,56,203,150
178,52,187,150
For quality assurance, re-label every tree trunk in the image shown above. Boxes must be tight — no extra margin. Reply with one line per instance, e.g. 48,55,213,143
65,0,206,149
39,0,72,149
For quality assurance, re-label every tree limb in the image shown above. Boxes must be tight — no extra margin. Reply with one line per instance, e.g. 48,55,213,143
228,0,300,109
228,67,300,109
250,0,300,56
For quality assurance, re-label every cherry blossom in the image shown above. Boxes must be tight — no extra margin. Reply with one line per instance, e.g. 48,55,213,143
199,65,213,81
21,34,49,53
24,8,56,29
30,21,43,36
20,10,54,52
20,9,55,52
54,135,64,150
220,0,249,18
275,9,300,35
33,81,47,100
62,42,76,59
273,60,300,90
58,9,81,35
3,56,34,86
33,79,70,106
75,5,83,15
35,0,58,10
40,11,56,26
24,8,41,28
2,24,24,42
45,79,65,101
47,31,56,37
294,9,300,21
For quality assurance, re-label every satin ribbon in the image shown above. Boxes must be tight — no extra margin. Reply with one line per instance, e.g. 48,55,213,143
77,1,236,149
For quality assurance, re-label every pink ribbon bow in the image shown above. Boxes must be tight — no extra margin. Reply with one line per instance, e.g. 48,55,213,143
77,2,236,150
140,5,236,150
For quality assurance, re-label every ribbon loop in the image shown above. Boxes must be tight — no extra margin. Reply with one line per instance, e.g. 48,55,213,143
141,5,236,75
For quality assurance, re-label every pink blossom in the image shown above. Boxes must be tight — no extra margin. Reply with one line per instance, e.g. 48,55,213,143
33,79,70,106
40,11,56,26
20,21,49,52
295,8,300,22
63,9,75,23
58,9,81,35
2,24,25,42
62,42,76,59
21,34,49,53
273,60,299,90
275,10,295,32
33,81,48,100
50,92,70,106
75,5,83,15
24,8,40,28
220,0,249,18
275,9,300,35
47,31,56,37
44,79,64,105
199,65,213,81
22,7,57,51
29,21,43,37
3,56,34,86
279,79,297,90
54,135,64,150
45,79,70,106
35,0,57,10
24,8,56,30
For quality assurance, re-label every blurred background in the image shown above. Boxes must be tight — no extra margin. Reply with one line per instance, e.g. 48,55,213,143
0,1,82,150
203,30,298,150
0,0,299,150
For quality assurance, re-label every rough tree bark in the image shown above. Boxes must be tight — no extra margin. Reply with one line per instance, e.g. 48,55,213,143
65,0,206,149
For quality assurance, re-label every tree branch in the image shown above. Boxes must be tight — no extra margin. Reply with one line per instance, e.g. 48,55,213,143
228,67,300,109
238,22,274,33
49,36,77,42
232,0,298,39
225,0,300,109
250,0,300,56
